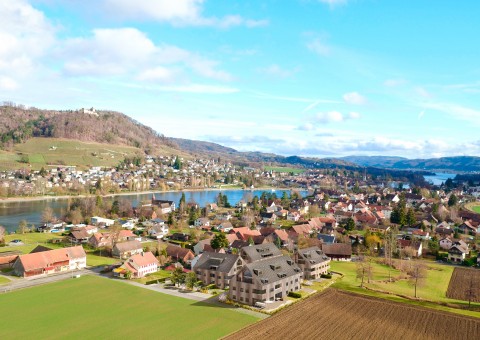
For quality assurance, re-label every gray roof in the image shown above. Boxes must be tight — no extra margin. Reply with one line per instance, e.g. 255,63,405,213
241,243,282,262
243,255,302,285
193,252,241,273
114,240,142,252
297,247,329,265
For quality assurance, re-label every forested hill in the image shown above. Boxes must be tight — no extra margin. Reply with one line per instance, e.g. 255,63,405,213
0,104,173,152
342,155,480,172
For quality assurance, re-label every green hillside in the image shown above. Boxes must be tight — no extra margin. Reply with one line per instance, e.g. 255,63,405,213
0,138,145,170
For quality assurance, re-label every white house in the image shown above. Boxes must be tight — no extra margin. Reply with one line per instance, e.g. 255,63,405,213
448,241,469,263
90,216,115,227
194,217,210,227
116,252,159,279
148,225,169,239
439,237,453,250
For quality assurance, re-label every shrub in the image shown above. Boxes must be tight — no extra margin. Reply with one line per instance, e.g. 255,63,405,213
321,273,332,279
288,291,302,299
205,284,218,290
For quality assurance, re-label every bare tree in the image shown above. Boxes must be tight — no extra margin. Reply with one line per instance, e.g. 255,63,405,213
41,206,55,223
408,262,427,298
0,225,5,243
356,256,373,288
384,228,398,282
466,275,477,309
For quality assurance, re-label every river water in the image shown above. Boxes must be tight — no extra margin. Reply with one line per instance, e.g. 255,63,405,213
423,173,457,186
0,189,307,233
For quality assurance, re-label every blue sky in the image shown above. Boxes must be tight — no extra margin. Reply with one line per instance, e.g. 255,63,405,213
1,0,480,158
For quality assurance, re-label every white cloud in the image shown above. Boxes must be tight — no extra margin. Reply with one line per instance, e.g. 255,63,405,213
259,64,297,78
61,28,232,81
422,102,480,126
137,66,179,82
348,111,361,119
0,76,18,90
384,78,406,87
415,86,431,98
157,84,239,94
0,0,55,85
104,0,268,28
343,91,367,105
307,38,330,56
418,110,425,120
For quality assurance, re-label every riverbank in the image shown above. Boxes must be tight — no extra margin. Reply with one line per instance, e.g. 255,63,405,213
0,186,301,204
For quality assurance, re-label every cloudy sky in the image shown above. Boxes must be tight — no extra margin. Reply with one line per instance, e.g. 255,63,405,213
1,0,480,159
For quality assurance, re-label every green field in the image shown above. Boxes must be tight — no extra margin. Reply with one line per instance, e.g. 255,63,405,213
330,260,480,318
264,166,305,174
2,232,118,267
0,275,258,339
0,276,10,285
0,138,144,170
472,206,480,214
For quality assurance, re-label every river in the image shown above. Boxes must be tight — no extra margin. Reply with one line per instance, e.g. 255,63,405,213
0,189,308,233
423,173,457,186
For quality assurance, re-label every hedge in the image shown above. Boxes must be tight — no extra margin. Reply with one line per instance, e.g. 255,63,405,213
321,273,332,279
288,291,302,299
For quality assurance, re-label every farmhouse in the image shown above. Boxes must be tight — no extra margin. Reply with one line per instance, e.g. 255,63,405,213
321,243,352,261
294,247,330,280
193,252,244,289
13,246,86,278
116,252,159,279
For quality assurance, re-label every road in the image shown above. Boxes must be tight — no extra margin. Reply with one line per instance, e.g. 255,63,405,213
0,267,100,293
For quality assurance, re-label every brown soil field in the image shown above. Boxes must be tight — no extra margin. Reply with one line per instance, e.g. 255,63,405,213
447,267,480,303
224,289,480,340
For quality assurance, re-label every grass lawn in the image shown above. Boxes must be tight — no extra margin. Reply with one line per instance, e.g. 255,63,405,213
133,270,172,284
330,260,480,318
2,232,117,267
0,276,10,285
472,206,480,214
0,137,147,171
0,275,259,339
264,166,305,174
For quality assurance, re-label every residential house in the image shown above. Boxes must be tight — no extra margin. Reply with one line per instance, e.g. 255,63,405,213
68,228,90,244
448,241,469,263
397,239,423,257
151,195,176,213
240,243,283,263
229,253,303,306
294,247,330,280
112,240,143,259
13,246,86,278
116,252,159,279
90,216,115,227
317,234,335,244
193,252,244,289
194,217,210,228
217,221,234,233
148,224,169,239
439,237,453,250
287,212,300,222
458,221,479,235
166,245,195,264
88,232,113,249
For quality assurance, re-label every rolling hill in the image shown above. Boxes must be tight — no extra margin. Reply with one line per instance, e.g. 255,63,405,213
342,155,480,172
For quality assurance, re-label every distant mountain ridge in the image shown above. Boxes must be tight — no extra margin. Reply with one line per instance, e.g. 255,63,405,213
342,155,480,172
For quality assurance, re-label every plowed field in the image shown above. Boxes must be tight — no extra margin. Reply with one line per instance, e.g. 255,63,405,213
225,289,480,340
447,267,480,302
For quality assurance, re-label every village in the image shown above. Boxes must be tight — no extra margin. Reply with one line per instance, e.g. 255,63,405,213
1,166,480,314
